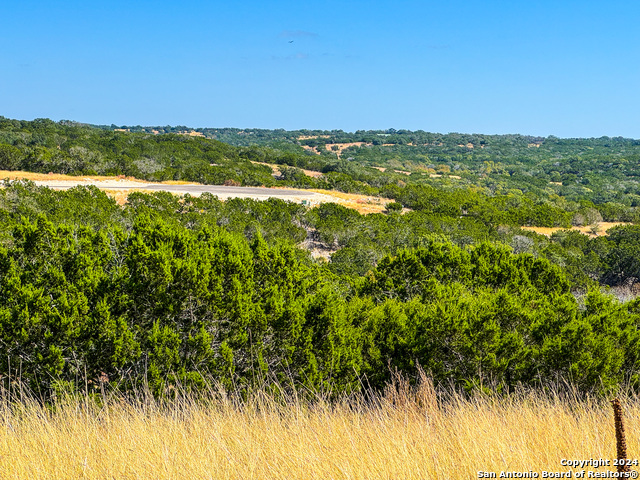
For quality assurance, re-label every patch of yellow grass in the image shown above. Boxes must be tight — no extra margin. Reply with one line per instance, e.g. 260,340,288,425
0,170,201,186
522,222,630,238
325,142,368,158
101,189,158,205
249,161,324,178
101,189,130,205
0,170,137,183
298,135,330,140
1,383,637,480
310,189,393,214
301,145,321,155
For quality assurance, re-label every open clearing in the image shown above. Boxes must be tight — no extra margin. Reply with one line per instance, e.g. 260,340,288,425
1,170,391,213
249,161,324,178
521,222,629,238
309,189,393,214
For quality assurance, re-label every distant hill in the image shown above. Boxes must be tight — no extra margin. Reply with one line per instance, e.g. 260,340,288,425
3,116,640,221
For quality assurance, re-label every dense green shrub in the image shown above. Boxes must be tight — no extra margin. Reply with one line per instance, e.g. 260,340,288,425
0,188,638,399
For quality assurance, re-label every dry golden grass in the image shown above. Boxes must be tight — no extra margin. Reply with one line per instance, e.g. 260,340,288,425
0,170,201,185
301,145,321,155
249,161,324,178
521,222,630,238
1,381,637,480
300,142,371,158
310,189,393,214
324,142,368,158
0,170,142,183
101,189,158,205
101,189,131,205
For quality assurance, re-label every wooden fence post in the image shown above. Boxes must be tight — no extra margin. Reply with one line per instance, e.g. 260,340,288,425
612,398,631,473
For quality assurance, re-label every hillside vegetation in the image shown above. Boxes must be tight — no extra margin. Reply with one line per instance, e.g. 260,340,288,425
106,122,640,212
2,118,640,399
4,117,640,226
0,182,640,399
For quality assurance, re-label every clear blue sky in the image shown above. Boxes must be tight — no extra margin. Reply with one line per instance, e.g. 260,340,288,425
1,1,638,137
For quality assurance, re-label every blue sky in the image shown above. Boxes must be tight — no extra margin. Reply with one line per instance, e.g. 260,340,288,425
1,1,638,137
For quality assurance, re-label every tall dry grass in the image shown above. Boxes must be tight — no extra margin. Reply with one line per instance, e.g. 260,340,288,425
0,378,638,479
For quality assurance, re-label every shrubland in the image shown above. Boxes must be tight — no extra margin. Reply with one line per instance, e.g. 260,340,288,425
1,182,640,399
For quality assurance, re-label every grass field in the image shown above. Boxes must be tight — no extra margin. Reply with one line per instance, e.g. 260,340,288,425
521,222,629,238
309,189,393,214
0,170,198,185
1,379,637,479
0,170,144,183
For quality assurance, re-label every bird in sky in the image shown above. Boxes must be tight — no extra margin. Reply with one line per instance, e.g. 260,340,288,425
288,40,294,43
